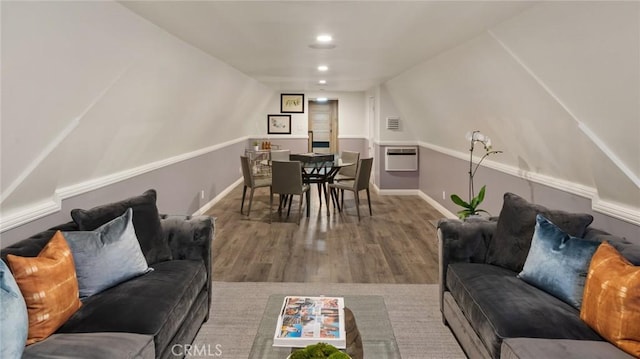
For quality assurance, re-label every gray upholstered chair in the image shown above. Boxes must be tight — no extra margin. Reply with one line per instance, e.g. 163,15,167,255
334,151,360,182
270,161,310,225
240,155,271,217
328,158,373,221
270,149,290,162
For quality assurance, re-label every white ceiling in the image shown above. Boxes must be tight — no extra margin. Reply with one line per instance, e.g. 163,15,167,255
120,1,535,92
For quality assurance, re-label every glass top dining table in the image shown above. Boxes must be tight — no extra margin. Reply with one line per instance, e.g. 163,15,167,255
288,153,355,216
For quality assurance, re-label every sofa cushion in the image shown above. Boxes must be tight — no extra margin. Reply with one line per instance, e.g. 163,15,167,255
447,262,601,358
64,208,151,298
6,231,82,345
580,242,640,357
70,189,171,265
57,260,206,355
518,215,600,309
487,192,593,272
0,259,28,358
22,332,155,359
501,338,635,359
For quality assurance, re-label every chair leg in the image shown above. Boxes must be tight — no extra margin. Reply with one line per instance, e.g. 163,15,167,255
355,191,361,221
322,183,330,216
287,196,293,217
306,190,311,217
366,188,372,216
316,183,323,207
247,188,255,217
297,194,303,225
269,191,273,224
341,189,345,211
240,185,247,214
330,188,340,212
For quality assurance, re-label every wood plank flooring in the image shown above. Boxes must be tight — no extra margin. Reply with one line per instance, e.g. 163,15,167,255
205,183,445,284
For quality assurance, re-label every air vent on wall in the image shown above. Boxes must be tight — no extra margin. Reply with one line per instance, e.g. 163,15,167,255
386,117,400,130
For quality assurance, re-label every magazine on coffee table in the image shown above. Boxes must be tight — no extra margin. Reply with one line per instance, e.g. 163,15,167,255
273,296,346,348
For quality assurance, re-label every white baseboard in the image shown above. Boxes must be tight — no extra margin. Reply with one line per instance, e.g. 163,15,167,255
193,178,243,216
418,191,457,219
376,189,420,196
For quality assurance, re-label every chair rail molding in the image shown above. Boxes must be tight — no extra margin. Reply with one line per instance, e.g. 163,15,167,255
0,136,249,232
419,141,640,226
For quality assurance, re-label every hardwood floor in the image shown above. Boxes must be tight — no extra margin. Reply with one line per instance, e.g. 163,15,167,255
205,183,445,284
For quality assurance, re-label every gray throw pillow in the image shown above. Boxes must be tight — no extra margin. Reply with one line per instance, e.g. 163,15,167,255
64,208,152,298
486,193,594,272
70,189,171,265
0,260,28,358
518,215,600,309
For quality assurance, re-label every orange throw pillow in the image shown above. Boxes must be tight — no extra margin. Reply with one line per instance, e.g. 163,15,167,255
580,241,640,356
6,231,82,345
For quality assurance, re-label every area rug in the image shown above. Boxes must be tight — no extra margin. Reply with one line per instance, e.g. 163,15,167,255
188,282,465,359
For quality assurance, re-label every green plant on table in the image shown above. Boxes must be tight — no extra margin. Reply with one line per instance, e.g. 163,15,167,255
289,342,350,359
450,130,502,220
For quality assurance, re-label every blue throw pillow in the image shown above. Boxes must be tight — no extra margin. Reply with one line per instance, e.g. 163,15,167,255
518,214,600,309
0,260,28,358
64,208,152,298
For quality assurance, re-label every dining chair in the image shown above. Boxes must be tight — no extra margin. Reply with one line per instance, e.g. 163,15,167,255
240,156,271,217
334,151,360,182
270,161,310,225
270,149,290,162
328,158,373,221
270,149,292,208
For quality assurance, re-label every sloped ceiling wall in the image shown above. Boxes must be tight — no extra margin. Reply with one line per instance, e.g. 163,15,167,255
385,1,640,220
1,1,274,222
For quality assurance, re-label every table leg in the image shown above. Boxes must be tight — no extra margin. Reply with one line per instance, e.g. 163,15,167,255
322,183,330,216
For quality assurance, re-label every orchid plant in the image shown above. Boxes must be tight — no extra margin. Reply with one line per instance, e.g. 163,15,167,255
450,130,502,219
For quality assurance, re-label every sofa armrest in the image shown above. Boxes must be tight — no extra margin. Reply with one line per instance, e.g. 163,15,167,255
160,214,215,320
437,217,496,318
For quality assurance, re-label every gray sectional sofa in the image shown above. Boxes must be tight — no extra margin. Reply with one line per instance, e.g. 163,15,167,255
1,190,214,359
437,193,639,359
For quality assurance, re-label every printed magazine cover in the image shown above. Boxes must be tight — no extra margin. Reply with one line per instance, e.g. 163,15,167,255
272,296,346,348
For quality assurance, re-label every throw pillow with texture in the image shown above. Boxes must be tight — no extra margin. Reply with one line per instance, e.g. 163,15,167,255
6,231,82,345
70,189,171,265
64,208,152,298
580,242,640,357
486,192,594,272
518,215,600,309
0,260,28,357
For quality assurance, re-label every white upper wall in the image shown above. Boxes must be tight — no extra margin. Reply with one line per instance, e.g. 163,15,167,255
385,1,640,217
1,1,274,220
256,91,367,138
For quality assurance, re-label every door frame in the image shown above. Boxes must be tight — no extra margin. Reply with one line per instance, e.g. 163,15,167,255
308,99,339,153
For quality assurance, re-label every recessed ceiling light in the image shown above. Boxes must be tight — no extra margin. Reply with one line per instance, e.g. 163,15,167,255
316,34,332,43
309,43,336,50
316,97,328,102
317,65,328,72
318,80,327,85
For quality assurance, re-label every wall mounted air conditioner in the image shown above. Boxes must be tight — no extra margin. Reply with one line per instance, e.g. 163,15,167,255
385,146,418,171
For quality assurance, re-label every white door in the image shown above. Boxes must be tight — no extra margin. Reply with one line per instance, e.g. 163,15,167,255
308,100,338,154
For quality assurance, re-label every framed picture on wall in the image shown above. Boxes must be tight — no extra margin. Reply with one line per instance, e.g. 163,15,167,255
280,93,305,113
267,114,291,134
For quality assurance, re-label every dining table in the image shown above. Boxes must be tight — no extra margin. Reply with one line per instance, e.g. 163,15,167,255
289,153,355,216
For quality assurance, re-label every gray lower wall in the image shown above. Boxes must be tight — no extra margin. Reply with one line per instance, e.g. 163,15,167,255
419,146,640,243
1,141,246,247
4,139,635,247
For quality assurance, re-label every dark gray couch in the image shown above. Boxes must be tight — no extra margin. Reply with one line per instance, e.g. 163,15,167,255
1,206,214,359
437,215,639,359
